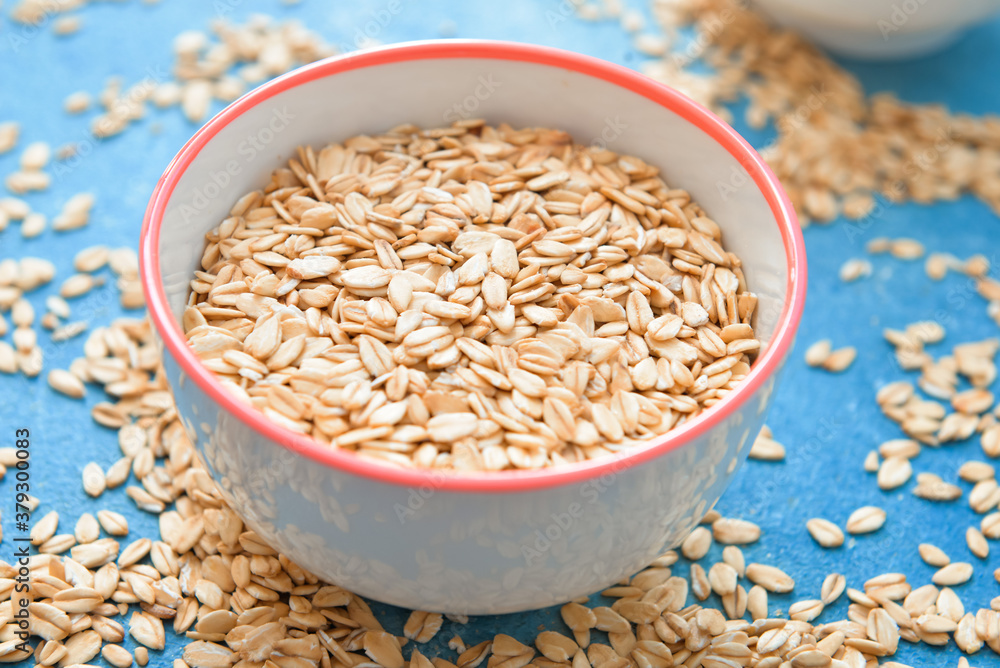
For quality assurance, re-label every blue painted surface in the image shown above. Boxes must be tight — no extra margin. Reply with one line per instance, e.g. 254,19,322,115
1,2,999,666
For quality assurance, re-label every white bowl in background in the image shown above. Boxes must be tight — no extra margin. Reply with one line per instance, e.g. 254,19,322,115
140,40,806,614
753,0,1000,59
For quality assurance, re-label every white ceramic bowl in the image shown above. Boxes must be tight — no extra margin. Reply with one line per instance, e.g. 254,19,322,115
753,0,1000,59
140,40,806,614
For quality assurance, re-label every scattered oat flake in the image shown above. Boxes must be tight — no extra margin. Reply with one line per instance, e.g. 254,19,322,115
48,369,85,399
889,238,926,260
748,431,785,461
804,339,832,367
21,141,51,170
877,456,913,490
806,518,844,548
839,258,872,282
713,517,761,544
577,3,602,20
842,193,875,219
56,142,79,160
966,527,989,559
745,563,794,593
821,346,857,372
633,33,668,56
0,121,18,154
933,562,974,586
925,252,960,280
964,254,990,277
52,15,81,35
846,506,886,534
65,91,92,114
867,237,892,254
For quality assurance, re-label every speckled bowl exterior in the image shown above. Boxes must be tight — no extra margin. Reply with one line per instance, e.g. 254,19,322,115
140,40,806,614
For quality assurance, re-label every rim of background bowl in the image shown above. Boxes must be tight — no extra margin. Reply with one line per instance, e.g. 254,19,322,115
140,39,807,494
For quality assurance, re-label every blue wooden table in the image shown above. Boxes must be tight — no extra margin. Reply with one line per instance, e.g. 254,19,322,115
2,2,1000,666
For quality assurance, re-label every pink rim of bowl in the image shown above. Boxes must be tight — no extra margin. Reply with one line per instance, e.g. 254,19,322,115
140,39,807,495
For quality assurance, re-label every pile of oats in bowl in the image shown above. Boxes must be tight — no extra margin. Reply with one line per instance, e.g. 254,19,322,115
183,121,761,471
